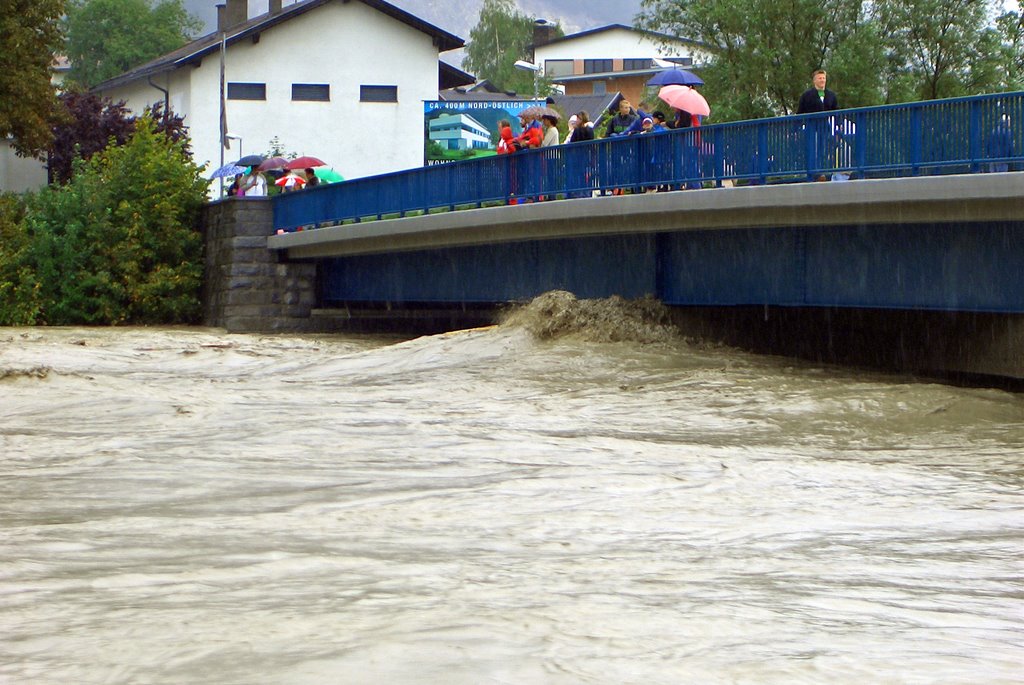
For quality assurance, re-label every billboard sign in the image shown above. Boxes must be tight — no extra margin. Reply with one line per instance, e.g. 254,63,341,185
424,99,544,165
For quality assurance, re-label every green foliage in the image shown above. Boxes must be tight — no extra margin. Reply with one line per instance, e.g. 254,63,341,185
64,0,202,88
638,0,874,119
876,0,1003,101
637,0,1024,122
463,0,562,96
0,0,67,157
0,193,43,325
996,1,1024,89
1,118,208,325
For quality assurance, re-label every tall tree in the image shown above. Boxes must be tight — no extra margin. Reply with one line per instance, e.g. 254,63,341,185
463,0,561,97
64,0,202,89
637,0,877,121
992,0,1024,90
0,0,67,157
875,0,1004,100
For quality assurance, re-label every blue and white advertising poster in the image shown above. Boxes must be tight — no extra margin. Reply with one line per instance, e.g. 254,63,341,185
424,100,544,166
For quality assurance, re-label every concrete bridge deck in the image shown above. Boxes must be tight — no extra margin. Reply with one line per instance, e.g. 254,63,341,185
268,174,1024,259
204,172,1024,386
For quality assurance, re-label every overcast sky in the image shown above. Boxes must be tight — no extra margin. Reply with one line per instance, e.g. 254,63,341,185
183,0,647,42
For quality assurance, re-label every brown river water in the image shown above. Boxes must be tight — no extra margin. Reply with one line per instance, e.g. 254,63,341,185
1,294,1022,684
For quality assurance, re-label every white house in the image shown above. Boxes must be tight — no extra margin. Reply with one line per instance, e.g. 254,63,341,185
91,0,466,193
532,24,710,105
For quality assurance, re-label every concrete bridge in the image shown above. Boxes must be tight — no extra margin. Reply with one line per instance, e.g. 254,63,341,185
202,172,1024,385
201,92,1024,384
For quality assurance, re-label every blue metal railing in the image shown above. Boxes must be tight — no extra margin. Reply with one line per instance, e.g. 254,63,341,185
273,92,1023,232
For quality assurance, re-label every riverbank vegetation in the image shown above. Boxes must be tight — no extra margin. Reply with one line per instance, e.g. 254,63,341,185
0,117,207,325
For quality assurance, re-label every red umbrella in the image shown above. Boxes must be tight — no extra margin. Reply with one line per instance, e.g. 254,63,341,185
284,156,327,170
275,174,307,188
658,85,710,117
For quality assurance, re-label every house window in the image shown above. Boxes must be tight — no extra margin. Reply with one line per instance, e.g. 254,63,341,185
622,58,652,71
360,85,398,103
292,83,330,101
227,82,266,100
665,56,694,67
544,59,574,78
592,81,607,95
583,59,613,74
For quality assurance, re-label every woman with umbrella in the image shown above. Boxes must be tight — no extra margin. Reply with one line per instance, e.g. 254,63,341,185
239,167,267,196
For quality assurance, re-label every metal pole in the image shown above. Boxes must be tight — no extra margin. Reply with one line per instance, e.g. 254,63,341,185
219,32,227,196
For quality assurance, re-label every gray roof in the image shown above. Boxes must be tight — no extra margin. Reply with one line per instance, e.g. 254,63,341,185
549,93,624,120
92,0,464,92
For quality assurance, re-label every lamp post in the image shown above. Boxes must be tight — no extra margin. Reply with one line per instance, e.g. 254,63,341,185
513,59,540,102
226,133,242,159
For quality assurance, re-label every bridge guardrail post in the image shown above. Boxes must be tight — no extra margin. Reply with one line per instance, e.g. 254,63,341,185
757,125,769,185
911,106,922,176
969,98,982,174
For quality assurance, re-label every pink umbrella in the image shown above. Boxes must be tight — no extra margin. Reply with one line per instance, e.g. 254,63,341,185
658,85,710,117
257,156,289,171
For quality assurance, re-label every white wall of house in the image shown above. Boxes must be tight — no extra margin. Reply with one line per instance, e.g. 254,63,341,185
96,0,444,193
0,140,48,193
534,28,710,75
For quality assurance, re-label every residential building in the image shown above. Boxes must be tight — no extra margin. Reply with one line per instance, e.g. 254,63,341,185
532,24,710,106
90,0,467,193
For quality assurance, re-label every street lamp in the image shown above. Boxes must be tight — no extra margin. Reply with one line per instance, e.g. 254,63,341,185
513,59,540,102
225,133,242,158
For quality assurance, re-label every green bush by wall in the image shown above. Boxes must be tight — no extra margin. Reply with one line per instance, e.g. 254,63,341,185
0,117,208,325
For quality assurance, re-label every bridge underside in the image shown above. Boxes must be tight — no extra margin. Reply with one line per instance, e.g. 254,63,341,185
312,222,1024,383
319,221,1024,313
265,175,1024,383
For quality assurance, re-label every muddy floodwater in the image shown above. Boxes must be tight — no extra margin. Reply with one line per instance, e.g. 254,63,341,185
1,298,1022,683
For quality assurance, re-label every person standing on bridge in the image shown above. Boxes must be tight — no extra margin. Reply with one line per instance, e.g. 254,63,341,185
797,69,839,181
797,69,839,114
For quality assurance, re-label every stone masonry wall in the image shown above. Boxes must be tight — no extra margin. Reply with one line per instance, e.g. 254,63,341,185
201,197,317,333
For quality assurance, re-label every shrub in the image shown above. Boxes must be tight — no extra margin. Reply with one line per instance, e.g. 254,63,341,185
0,193,42,325
12,116,208,324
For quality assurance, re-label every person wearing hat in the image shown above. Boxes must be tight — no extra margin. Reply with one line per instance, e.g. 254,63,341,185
541,114,560,147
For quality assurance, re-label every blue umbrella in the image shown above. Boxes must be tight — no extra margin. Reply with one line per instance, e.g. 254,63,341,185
647,68,704,87
210,163,246,179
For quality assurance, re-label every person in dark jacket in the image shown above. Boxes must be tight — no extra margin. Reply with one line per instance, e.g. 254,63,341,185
797,69,839,180
569,111,595,143
797,69,839,114
605,99,639,137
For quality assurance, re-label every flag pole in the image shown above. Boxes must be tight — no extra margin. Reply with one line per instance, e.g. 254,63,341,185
219,31,227,196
